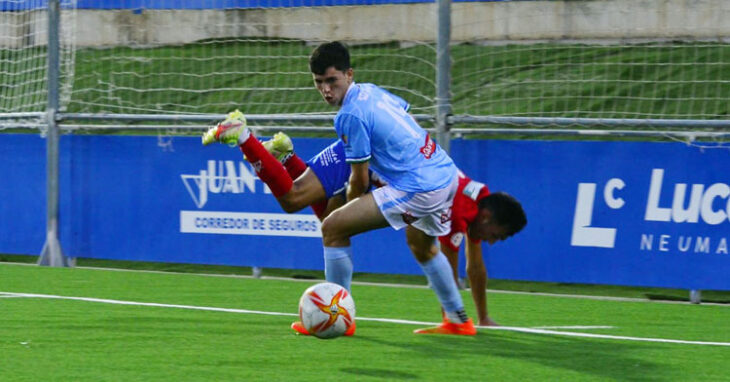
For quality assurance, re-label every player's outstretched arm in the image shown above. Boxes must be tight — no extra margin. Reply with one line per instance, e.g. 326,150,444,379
465,239,497,326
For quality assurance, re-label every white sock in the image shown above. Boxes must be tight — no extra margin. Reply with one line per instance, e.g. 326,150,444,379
445,310,469,324
418,252,466,322
323,246,353,292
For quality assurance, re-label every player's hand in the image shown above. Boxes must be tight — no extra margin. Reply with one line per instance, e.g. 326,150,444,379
479,317,499,327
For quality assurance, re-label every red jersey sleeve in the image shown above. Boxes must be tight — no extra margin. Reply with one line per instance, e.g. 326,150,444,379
440,173,490,251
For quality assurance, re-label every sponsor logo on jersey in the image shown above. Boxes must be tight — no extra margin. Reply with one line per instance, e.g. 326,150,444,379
420,133,436,159
450,232,465,248
462,180,485,201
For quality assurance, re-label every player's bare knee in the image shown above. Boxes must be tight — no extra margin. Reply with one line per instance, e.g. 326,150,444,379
408,243,437,263
411,250,434,263
278,195,305,214
279,200,301,214
321,214,346,247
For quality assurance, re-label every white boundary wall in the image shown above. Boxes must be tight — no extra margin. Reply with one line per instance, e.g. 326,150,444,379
2,0,729,47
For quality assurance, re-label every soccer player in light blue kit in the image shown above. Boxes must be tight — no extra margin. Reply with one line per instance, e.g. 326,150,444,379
203,41,476,335
310,41,475,335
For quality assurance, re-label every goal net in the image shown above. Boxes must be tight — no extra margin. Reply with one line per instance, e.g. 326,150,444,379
0,0,75,123
3,0,730,135
66,1,438,129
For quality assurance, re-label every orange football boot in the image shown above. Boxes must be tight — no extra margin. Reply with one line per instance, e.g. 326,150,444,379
413,318,477,336
291,321,311,335
291,321,356,336
344,322,356,336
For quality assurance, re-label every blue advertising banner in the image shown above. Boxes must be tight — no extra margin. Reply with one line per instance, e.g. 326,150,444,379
450,139,730,291
0,135,46,255
61,135,418,274
1,134,728,290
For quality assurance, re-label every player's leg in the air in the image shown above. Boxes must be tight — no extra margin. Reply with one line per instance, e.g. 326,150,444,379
202,111,328,217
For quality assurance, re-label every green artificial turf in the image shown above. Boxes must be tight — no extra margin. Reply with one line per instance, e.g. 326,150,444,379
1,263,728,381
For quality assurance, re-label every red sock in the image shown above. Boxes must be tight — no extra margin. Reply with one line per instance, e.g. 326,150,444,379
282,154,307,180
239,137,292,198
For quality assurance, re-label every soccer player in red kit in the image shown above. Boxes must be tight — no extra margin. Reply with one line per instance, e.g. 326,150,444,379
437,171,526,327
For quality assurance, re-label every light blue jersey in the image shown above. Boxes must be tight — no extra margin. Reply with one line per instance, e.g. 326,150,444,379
334,83,457,192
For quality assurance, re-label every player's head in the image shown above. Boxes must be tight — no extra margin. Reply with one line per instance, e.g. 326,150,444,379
468,192,527,245
309,41,353,107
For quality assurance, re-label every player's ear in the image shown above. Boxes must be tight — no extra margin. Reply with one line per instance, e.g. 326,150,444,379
345,68,354,82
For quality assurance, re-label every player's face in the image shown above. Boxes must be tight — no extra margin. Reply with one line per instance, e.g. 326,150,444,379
313,67,353,107
468,209,510,245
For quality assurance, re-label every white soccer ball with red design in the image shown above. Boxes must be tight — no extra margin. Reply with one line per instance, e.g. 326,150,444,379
298,282,356,339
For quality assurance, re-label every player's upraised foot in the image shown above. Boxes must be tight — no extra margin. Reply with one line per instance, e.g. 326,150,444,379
413,318,477,336
263,132,294,162
291,321,311,336
201,109,250,146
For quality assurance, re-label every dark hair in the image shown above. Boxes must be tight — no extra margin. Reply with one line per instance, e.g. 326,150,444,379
478,192,527,236
309,41,351,75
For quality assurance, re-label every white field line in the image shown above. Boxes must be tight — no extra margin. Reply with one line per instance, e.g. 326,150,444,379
6,261,726,307
2,291,729,347
532,325,614,330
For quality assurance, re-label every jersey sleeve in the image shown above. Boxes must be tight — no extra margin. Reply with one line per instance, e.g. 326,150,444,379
439,231,465,252
335,112,371,163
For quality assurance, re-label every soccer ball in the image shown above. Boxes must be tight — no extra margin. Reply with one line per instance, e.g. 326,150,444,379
298,282,356,339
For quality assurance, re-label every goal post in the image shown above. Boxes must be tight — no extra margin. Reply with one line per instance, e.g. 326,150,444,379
38,0,72,267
